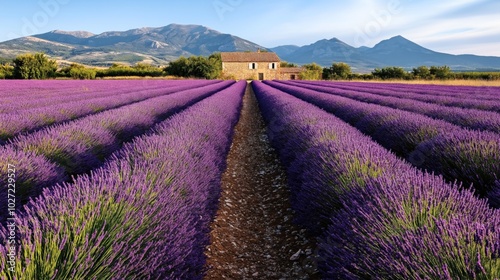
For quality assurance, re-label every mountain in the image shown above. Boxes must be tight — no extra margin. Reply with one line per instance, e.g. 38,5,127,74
272,38,355,64
0,24,266,66
1,24,500,71
363,35,500,69
272,38,379,70
274,35,500,72
269,45,300,57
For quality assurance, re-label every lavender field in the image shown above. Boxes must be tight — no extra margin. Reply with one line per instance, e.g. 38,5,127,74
254,81,500,279
1,79,499,279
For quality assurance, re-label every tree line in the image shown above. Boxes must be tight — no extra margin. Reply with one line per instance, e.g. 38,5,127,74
0,53,222,80
322,63,500,81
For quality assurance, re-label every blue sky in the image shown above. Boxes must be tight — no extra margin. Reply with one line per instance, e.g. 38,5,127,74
1,0,500,56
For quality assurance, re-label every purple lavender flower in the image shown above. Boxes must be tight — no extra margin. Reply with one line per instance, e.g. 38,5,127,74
0,80,234,227
263,80,500,206
252,81,500,279
0,80,246,279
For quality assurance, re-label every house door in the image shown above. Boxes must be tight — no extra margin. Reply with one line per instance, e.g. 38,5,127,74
290,75,296,80
258,73,264,80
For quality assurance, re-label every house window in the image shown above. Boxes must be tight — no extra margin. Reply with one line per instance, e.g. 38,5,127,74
269,63,277,70
249,63,257,69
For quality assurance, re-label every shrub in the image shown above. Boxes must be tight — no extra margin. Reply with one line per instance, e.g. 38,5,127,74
13,53,57,79
372,66,409,80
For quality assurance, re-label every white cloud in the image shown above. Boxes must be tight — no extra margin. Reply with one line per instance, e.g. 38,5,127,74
438,42,500,56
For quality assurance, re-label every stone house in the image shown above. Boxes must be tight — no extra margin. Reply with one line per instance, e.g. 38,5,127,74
278,67,303,80
221,51,302,80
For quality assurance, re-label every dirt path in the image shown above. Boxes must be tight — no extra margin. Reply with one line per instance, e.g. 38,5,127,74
204,83,319,279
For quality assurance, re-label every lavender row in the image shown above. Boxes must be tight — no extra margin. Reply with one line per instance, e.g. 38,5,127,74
0,79,200,103
0,80,216,113
297,80,500,113
252,81,500,279
279,80,500,134
0,80,218,142
0,80,135,108
319,80,500,102
0,80,234,222
0,81,246,279
0,80,98,99
264,81,500,207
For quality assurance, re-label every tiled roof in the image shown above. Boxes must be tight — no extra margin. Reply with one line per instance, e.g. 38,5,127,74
221,52,280,62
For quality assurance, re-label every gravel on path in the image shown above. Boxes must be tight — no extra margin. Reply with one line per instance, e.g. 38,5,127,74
204,83,320,279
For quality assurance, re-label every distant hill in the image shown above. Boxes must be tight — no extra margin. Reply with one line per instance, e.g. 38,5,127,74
269,45,300,58
1,24,500,71
0,24,266,66
272,35,500,72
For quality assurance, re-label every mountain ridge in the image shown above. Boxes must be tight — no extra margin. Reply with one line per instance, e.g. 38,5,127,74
1,24,499,71
0,24,266,66
272,35,500,72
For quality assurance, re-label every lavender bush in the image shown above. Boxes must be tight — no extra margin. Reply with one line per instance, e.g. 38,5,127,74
252,81,500,279
333,81,500,101
0,80,219,142
0,147,66,222
0,80,246,279
0,80,216,112
264,81,500,207
281,80,500,133
298,80,500,112
0,80,234,224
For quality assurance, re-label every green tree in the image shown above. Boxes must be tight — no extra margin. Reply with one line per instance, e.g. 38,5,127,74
165,54,221,79
208,53,222,79
0,64,14,79
96,63,162,77
132,63,164,77
324,62,352,80
61,63,97,79
165,56,190,77
13,53,57,79
104,63,134,76
430,65,451,79
299,63,323,80
372,66,408,80
412,66,431,79
188,56,212,78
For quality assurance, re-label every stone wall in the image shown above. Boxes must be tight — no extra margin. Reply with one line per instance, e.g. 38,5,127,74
222,62,280,80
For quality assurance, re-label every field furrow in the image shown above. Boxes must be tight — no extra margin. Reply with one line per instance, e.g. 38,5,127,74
205,83,319,279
